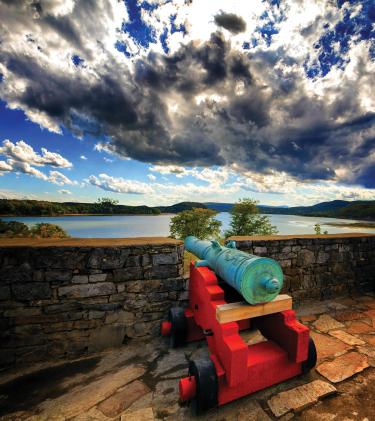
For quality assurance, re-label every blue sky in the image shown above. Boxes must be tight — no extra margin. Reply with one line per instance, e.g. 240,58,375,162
0,0,374,206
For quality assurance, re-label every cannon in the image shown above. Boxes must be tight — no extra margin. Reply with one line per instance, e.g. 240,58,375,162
184,236,283,304
161,237,317,414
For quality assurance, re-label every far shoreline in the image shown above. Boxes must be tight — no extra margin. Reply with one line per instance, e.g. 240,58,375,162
0,213,175,217
323,222,375,229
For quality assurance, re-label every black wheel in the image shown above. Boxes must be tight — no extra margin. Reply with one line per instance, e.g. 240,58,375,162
188,358,218,415
168,307,187,348
301,337,317,374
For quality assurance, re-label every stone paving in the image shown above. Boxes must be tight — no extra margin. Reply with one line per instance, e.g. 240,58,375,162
0,293,375,421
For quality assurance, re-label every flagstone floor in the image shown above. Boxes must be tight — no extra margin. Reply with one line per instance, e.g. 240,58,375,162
0,293,374,421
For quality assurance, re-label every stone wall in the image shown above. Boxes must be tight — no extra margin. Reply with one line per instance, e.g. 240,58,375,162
0,238,186,369
1,234,374,370
230,234,375,301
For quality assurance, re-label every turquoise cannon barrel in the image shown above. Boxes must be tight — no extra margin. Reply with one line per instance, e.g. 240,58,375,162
184,236,283,304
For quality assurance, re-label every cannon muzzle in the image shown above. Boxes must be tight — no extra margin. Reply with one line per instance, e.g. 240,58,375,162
184,236,283,304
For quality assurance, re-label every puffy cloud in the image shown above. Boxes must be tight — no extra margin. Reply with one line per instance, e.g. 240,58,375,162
149,165,190,177
0,140,72,168
147,173,156,180
0,0,374,193
0,139,75,185
0,160,13,173
87,173,153,194
58,189,72,194
48,170,75,186
10,160,48,180
80,155,87,160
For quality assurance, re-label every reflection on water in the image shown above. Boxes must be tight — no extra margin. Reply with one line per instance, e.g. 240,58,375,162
3,213,374,238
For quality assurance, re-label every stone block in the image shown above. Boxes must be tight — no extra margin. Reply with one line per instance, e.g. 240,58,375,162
4,307,41,317
253,246,267,255
313,314,345,332
105,310,134,325
268,380,336,417
43,321,75,333
151,265,177,279
58,282,116,299
45,270,72,283
89,273,107,283
89,310,106,319
121,408,154,421
328,330,365,346
297,249,315,266
97,380,150,418
44,302,82,313
152,253,178,265
72,275,89,284
113,267,143,282
125,255,141,267
87,248,129,269
317,351,369,383
31,248,86,269
89,324,126,352
309,331,351,360
12,282,51,301
141,254,151,266
1,268,33,283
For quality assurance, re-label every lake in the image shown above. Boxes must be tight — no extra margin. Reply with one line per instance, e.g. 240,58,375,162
3,213,375,238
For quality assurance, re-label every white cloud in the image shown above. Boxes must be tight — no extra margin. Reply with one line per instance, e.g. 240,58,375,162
147,173,156,180
10,160,49,180
0,139,72,168
58,189,72,195
0,139,76,185
150,165,188,177
149,165,232,185
0,160,13,173
48,170,76,186
87,173,153,194
80,155,87,160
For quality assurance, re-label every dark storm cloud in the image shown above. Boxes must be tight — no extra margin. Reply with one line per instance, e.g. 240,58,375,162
0,0,374,188
214,12,246,34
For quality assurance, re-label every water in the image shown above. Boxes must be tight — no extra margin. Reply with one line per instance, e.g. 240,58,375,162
2,213,375,238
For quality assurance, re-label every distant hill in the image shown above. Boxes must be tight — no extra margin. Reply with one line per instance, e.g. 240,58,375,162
204,200,375,221
0,198,374,220
158,202,208,213
204,202,233,212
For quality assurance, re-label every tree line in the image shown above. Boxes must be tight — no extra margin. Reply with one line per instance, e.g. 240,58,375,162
0,198,161,216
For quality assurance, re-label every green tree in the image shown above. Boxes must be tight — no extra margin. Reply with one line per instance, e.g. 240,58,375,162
169,208,222,240
225,198,278,237
314,223,321,234
31,223,69,238
0,220,30,237
95,197,119,214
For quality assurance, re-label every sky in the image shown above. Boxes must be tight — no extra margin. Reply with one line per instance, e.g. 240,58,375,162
0,0,374,207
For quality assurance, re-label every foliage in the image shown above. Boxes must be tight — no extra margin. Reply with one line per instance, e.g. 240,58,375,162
30,223,69,238
0,219,69,238
314,223,321,234
158,202,208,213
95,197,120,214
169,208,222,240
314,223,328,235
225,198,278,237
0,199,161,216
0,220,30,237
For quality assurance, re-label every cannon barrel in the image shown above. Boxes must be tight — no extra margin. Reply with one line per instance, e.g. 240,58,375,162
184,236,283,304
